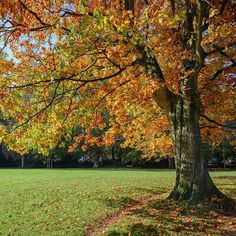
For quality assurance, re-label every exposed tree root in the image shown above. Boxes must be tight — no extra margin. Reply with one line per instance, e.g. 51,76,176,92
168,189,235,211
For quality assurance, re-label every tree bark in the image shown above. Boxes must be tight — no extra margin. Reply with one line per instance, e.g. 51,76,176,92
47,157,53,168
93,156,99,168
166,80,224,203
21,155,25,169
168,157,175,169
111,146,115,161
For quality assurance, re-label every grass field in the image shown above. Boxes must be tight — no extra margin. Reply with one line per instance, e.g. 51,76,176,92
0,169,235,235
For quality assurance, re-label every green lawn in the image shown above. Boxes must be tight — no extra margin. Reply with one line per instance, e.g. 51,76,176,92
0,169,235,235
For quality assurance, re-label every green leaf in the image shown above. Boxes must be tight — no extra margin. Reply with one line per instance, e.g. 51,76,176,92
60,61,65,69
80,4,86,14
93,8,101,19
55,45,61,52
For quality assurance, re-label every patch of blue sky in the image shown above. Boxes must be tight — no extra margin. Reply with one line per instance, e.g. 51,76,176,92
0,42,14,61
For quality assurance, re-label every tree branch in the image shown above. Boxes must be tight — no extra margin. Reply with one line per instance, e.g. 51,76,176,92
18,0,50,27
94,79,131,110
170,0,176,15
206,42,236,57
9,55,140,89
201,115,236,129
219,0,229,15
210,61,236,81
11,81,62,131
195,0,205,70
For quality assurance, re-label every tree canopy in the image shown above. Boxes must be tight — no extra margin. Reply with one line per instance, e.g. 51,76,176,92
0,0,235,202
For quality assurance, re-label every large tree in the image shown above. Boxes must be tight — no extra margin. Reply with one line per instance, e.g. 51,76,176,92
0,0,235,202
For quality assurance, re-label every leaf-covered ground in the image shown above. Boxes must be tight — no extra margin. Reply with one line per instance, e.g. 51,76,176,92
0,169,235,235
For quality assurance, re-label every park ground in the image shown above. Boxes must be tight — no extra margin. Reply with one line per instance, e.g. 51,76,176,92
0,169,235,235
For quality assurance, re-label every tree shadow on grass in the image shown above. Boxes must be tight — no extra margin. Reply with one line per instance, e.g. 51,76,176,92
139,199,235,234
102,176,236,235
213,175,236,199
105,196,138,209
213,176,236,181
106,223,160,236
135,187,168,195
105,198,236,235
220,188,236,197
104,188,166,210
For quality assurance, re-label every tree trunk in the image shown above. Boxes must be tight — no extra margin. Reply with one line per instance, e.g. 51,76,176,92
167,86,224,203
168,157,175,169
47,157,53,168
111,146,115,161
21,155,25,169
50,157,53,168
150,0,228,204
93,156,99,168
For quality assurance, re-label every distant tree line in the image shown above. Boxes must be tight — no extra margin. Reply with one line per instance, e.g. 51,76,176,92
0,139,235,169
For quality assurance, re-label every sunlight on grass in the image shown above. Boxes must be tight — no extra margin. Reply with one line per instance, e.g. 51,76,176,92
0,169,234,235
0,169,173,235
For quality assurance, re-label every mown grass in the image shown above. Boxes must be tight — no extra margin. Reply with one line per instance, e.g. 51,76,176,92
0,169,235,235
103,171,236,236
0,169,173,235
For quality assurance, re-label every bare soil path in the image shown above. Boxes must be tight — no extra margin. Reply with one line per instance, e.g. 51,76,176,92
84,194,162,236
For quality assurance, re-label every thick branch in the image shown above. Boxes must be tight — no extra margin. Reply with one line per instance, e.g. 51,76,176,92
206,43,236,57
184,0,194,45
195,0,205,70
9,56,140,89
170,0,176,15
201,115,236,129
0,116,8,126
210,62,236,81
219,0,229,15
18,0,50,27
153,87,176,113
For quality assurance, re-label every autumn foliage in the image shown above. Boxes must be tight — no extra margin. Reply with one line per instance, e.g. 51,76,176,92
0,0,234,158
0,1,235,203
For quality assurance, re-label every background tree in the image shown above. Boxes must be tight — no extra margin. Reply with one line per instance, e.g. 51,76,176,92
0,0,235,203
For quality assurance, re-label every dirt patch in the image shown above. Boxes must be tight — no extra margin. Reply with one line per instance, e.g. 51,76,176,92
84,194,162,236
